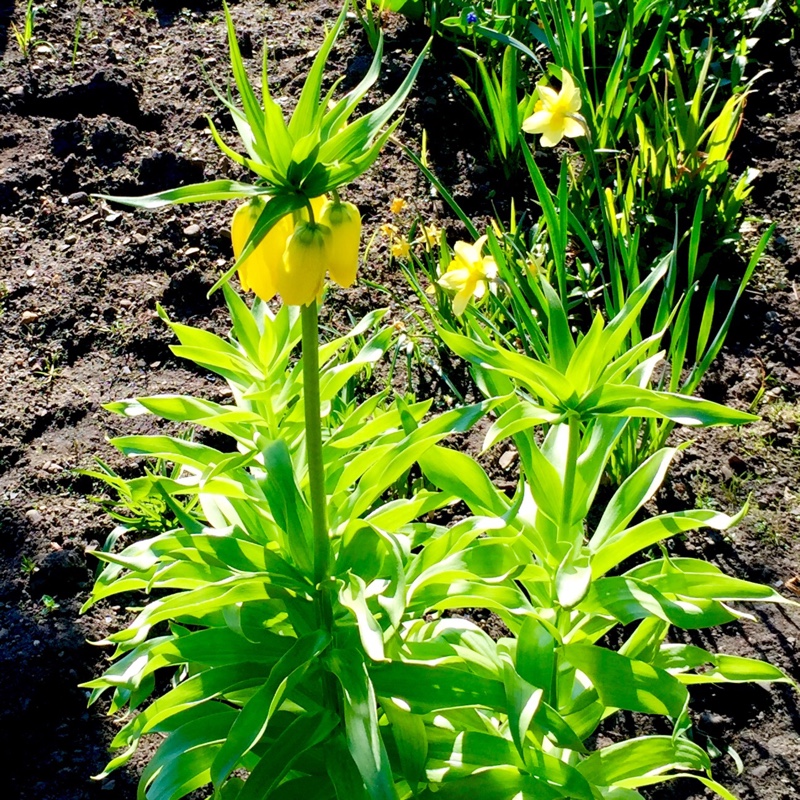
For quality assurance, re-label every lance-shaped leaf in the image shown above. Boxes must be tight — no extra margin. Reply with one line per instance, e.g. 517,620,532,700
590,507,747,578
332,648,398,800
579,384,758,426
578,735,710,787
235,711,339,800
562,644,688,718
211,630,331,787
653,643,795,686
96,180,269,210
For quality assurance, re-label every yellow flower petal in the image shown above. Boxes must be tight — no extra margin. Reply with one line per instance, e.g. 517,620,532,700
539,118,566,147
522,109,554,134
439,234,498,315
560,70,582,112
390,197,407,214
537,84,560,109
452,282,477,316
276,222,331,306
391,240,411,258
320,200,362,288
562,115,587,139
453,240,481,269
437,267,471,292
231,199,292,303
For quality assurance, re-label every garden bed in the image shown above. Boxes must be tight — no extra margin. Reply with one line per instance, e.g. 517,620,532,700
0,1,799,798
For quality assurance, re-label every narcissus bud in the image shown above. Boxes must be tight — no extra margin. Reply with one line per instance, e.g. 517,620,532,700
276,221,332,306
320,199,362,288
231,197,292,303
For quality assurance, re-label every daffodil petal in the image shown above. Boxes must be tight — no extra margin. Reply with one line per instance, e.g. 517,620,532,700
560,70,582,112
562,115,587,139
522,110,554,134
453,240,482,269
452,285,474,316
539,119,565,147
438,268,471,291
537,85,559,108
473,280,487,300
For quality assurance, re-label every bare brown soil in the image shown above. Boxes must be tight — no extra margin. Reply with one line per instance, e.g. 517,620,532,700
0,2,798,799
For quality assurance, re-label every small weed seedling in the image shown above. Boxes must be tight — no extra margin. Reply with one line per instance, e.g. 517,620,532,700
12,0,52,60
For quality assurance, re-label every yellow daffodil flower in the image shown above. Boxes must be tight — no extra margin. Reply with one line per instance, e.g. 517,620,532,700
416,222,440,251
320,199,362,287
437,235,497,316
390,197,407,214
275,221,332,307
391,239,411,258
522,70,587,148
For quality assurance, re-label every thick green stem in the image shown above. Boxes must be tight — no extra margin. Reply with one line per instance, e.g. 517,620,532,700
300,301,338,710
558,415,581,544
301,301,331,584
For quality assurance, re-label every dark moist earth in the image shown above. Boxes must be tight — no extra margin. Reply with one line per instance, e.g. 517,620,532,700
0,2,798,798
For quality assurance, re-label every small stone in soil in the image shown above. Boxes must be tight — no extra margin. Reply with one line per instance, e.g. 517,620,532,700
20,310,39,324
66,191,89,206
25,509,43,525
184,223,201,237
498,450,518,470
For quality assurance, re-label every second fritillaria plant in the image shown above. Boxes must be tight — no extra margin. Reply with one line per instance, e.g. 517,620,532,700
83,268,796,800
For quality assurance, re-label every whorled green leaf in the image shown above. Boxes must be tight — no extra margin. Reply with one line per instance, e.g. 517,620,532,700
578,734,710,787
235,711,339,800
654,643,794,686
95,180,269,210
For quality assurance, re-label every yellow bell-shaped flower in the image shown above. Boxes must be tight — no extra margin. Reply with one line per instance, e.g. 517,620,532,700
231,197,292,302
232,196,328,303
276,221,332,306
320,199,362,288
